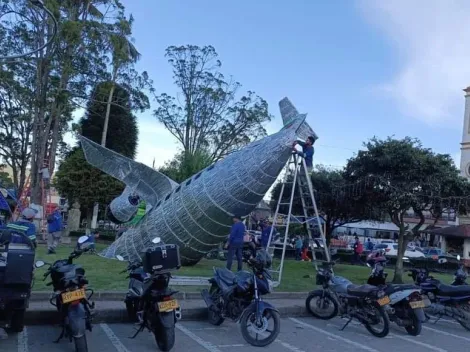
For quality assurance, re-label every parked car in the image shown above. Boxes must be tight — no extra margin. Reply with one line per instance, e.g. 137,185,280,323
421,247,455,260
373,243,425,258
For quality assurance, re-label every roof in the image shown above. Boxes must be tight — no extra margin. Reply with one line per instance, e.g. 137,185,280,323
425,225,470,238
339,221,399,231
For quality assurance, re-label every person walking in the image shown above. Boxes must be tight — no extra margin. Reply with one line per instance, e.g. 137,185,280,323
226,214,245,271
47,206,63,254
351,236,363,265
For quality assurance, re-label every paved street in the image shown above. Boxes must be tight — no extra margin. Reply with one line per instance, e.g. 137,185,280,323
2,315,470,352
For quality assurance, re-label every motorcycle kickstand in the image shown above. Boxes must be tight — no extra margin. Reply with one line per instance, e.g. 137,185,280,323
340,317,353,331
129,322,146,339
53,326,65,343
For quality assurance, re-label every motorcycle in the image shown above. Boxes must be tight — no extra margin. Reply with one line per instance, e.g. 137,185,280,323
407,255,470,331
305,260,390,337
116,236,182,352
0,230,35,333
34,235,94,352
365,254,427,336
201,249,280,347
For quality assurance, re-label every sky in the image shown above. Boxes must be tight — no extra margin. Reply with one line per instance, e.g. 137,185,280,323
65,0,470,170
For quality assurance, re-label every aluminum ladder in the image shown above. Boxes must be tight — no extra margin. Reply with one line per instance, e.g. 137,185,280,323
266,152,331,287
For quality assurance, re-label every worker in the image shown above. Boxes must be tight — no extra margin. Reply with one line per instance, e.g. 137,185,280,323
226,214,245,272
292,136,316,174
5,207,38,248
47,206,63,254
261,220,275,249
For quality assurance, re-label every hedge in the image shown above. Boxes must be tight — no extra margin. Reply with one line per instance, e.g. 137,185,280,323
69,229,116,241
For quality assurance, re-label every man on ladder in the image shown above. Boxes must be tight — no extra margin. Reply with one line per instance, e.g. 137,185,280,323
292,135,316,174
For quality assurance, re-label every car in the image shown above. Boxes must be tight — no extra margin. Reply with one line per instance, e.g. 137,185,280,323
373,243,425,258
421,247,455,260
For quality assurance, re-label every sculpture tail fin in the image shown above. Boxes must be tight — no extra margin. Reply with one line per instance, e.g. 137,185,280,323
279,97,318,141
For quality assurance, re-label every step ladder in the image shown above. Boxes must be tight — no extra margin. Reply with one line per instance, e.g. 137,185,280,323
266,152,331,287
12,174,31,221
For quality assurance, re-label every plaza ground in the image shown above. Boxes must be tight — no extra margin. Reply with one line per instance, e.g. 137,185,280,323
3,315,469,351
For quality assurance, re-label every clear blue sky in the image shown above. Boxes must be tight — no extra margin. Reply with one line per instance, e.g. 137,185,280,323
113,0,468,169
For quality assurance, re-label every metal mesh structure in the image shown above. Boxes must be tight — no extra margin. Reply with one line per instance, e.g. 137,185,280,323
79,97,317,265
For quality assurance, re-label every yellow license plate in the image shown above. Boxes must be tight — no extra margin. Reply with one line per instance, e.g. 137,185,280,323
409,300,425,309
377,296,391,306
157,299,179,312
61,288,86,304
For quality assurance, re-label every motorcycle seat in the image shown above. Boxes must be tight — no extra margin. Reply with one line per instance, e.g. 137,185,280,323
347,284,379,297
214,268,236,286
436,284,470,297
385,284,419,295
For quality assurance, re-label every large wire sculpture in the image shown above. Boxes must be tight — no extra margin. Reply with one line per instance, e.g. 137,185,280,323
0,0,58,62
79,97,317,265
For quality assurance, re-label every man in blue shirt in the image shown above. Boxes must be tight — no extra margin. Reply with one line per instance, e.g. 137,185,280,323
5,207,38,248
293,136,316,173
226,214,245,271
261,220,275,249
47,206,63,254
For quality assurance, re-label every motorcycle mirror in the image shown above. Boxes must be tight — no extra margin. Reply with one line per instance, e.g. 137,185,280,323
457,255,461,261
116,255,125,261
77,235,89,244
152,237,162,244
437,258,447,264
35,260,45,268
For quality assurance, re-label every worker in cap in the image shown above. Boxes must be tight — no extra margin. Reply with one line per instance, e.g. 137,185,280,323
6,207,38,248
226,214,245,271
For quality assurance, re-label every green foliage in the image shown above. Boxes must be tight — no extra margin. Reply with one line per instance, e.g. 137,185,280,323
78,82,139,158
0,165,14,188
343,136,470,282
154,45,272,163
54,148,124,210
159,149,213,183
270,165,372,244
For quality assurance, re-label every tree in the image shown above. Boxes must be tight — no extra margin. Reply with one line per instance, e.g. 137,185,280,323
153,45,272,164
0,164,14,189
159,149,213,183
55,81,140,222
78,82,139,158
343,137,469,283
270,165,372,244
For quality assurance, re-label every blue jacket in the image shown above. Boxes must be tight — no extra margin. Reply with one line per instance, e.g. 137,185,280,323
297,141,314,167
6,220,37,243
47,210,63,233
229,221,245,245
261,226,274,248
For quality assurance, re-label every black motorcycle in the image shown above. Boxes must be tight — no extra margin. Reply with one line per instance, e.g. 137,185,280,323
0,229,35,333
35,236,94,352
116,236,181,352
201,249,280,347
365,255,427,336
407,256,470,331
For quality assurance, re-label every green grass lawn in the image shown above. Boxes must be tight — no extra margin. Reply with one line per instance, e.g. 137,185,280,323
32,244,454,292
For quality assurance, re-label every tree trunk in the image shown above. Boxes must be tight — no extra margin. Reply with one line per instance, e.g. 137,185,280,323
393,225,408,283
101,75,117,147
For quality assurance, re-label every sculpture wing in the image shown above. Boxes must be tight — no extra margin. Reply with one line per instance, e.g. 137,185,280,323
78,136,179,205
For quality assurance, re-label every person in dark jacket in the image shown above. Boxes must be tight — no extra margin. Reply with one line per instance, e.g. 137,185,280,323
47,206,63,254
226,214,245,271
260,220,275,249
5,207,38,248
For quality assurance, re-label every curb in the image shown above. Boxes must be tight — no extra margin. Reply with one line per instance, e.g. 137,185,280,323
29,291,311,302
24,304,309,326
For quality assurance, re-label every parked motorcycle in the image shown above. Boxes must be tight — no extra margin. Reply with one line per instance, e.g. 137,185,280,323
35,236,94,352
365,254,427,336
408,255,470,331
201,249,280,347
305,260,390,337
116,236,182,352
0,229,35,333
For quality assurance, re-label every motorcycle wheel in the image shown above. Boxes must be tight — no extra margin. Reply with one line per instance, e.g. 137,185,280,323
154,326,175,352
404,308,422,336
74,335,88,352
364,303,390,338
10,309,25,332
208,286,224,326
240,309,280,347
305,290,338,320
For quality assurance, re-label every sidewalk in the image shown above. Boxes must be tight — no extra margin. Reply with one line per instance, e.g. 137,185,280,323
25,295,310,325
